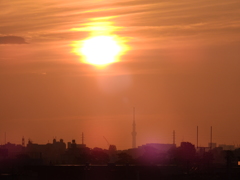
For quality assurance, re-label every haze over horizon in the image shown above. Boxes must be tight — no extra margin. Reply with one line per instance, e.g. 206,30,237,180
1,0,240,150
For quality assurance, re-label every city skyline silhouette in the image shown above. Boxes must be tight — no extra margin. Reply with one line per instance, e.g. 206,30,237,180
1,131,240,179
1,124,237,151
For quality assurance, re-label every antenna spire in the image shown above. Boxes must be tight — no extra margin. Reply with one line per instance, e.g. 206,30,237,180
82,132,84,145
22,136,25,147
131,107,137,148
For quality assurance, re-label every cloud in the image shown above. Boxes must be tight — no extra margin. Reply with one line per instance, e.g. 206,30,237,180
0,36,28,44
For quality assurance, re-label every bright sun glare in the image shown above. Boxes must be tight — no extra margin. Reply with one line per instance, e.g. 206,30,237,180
80,35,121,65
71,18,130,67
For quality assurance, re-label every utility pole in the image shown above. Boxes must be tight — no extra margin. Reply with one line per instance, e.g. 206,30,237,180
197,126,198,149
82,132,84,145
4,132,6,145
210,126,212,149
173,130,176,145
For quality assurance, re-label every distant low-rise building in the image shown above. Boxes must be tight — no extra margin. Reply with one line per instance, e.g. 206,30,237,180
26,138,66,164
209,142,217,149
124,143,176,159
67,139,86,149
0,148,8,159
0,143,24,158
141,143,176,153
219,144,235,150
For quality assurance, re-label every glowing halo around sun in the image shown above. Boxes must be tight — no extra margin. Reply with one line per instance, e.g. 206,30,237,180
72,35,128,67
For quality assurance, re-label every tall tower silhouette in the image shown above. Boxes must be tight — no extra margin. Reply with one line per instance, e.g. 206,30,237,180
131,107,137,148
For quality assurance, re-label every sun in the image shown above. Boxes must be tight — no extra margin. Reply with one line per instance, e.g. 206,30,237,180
81,36,121,65
72,35,127,67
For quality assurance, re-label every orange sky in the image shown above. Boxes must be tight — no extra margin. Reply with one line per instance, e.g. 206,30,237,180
1,0,240,149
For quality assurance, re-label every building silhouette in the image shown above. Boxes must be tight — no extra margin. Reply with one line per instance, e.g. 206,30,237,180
26,138,66,164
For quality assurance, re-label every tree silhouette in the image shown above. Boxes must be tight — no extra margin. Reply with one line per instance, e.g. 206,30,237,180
90,148,109,164
175,142,196,173
117,152,134,164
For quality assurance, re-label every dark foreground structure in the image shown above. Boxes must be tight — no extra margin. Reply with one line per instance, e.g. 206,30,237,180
2,140,240,179
1,164,240,180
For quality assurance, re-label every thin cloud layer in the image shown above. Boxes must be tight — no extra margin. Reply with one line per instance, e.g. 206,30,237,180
1,0,239,45
0,36,28,44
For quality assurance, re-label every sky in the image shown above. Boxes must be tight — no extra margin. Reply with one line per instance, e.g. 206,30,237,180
1,0,240,150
